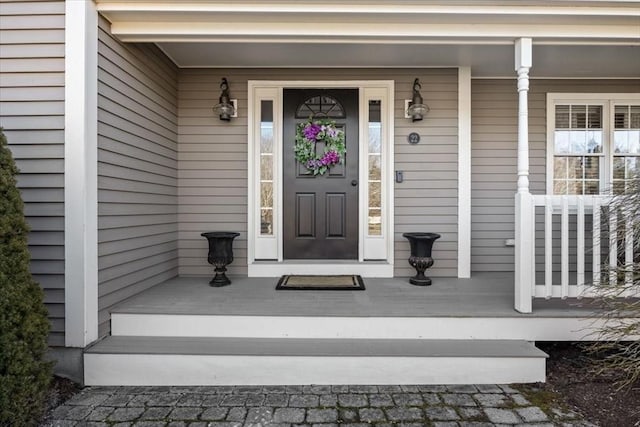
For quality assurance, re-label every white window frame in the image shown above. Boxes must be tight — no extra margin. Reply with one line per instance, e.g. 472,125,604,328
546,93,640,195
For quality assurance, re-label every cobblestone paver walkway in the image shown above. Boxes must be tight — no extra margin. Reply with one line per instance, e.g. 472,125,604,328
42,384,593,427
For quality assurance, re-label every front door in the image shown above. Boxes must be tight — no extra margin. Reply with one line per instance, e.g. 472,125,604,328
283,89,359,259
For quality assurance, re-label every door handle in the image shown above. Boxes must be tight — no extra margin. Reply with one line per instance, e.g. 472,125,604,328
351,180,358,187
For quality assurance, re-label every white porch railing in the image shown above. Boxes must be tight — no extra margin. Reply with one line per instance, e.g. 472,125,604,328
525,195,637,300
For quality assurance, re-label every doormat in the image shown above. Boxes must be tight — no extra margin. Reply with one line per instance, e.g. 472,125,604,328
276,275,365,291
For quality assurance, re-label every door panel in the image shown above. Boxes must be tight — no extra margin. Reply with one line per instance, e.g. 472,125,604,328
296,193,316,238
283,89,359,259
326,193,346,238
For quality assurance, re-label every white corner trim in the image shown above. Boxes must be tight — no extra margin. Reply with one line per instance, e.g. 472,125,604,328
457,67,471,278
64,0,99,347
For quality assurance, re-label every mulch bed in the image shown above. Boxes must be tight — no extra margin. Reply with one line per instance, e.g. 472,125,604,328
41,376,82,421
523,342,640,426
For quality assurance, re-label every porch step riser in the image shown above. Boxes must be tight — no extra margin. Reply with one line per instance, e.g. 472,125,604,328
111,314,593,341
84,354,545,386
84,337,548,385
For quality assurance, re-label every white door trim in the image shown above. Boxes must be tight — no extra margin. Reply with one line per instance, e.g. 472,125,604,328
247,80,395,277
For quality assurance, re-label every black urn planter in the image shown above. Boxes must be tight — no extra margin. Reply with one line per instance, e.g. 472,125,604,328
201,231,240,287
402,232,441,286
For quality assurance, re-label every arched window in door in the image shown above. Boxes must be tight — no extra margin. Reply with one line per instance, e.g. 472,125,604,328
295,95,346,119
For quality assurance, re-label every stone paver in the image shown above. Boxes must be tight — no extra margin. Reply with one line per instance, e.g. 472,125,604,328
442,392,477,406
484,407,521,424
358,408,386,422
108,406,145,422
306,408,338,423
368,393,393,407
264,393,288,406
167,406,203,420
516,406,549,422
289,393,319,407
226,407,247,422
425,406,460,421
386,406,423,421
41,383,591,427
337,393,368,407
245,406,272,424
319,394,337,407
511,393,531,406
273,407,305,423
139,406,171,420
392,392,423,406
201,406,228,420
475,392,510,407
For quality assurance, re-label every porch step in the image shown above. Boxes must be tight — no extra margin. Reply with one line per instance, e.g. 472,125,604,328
84,337,547,386
110,312,592,341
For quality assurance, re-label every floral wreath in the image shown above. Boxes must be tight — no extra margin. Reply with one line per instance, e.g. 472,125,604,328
294,118,346,176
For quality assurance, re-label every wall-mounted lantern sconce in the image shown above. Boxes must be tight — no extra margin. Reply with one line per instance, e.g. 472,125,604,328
212,77,237,121
404,78,430,122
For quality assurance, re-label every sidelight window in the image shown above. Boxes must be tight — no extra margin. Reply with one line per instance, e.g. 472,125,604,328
260,100,274,235
368,100,382,235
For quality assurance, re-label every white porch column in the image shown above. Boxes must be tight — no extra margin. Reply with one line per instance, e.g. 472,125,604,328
457,67,471,278
64,1,99,346
514,38,534,313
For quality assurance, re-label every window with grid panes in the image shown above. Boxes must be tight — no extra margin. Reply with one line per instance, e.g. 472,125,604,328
549,96,640,195
613,105,640,194
552,104,603,195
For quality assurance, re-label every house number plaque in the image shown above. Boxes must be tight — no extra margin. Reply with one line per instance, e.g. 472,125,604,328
407,132,420,144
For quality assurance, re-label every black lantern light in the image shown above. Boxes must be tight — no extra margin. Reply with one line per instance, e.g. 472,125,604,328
406,78,430,122
212,77,235,121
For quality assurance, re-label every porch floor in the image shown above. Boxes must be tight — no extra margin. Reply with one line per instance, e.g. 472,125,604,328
112,272,598,318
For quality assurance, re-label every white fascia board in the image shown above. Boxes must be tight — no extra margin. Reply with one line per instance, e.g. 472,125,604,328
95,2,640,17
65,1,99,347
109,22,640,43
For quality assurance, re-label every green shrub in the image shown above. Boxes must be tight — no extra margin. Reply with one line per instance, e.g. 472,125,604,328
0,129,52,425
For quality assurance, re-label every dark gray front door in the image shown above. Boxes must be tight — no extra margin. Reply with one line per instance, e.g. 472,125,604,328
283,89,359,259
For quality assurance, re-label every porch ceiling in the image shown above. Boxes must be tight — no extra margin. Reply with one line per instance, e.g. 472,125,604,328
96,0,640,77
155,43,640,78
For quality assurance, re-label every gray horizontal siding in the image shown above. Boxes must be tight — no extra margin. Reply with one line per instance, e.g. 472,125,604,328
0,0,65,346
471,79,640,273
178,68,458,278
393,70,458,277
97,16,179,338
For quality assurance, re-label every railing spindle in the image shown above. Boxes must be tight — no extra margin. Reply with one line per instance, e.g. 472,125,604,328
609,204,617,287
561,196,569,299
545,195,553,299
531,201,537,294
625,214,633,293
593,197,601,288
577,196,585,298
